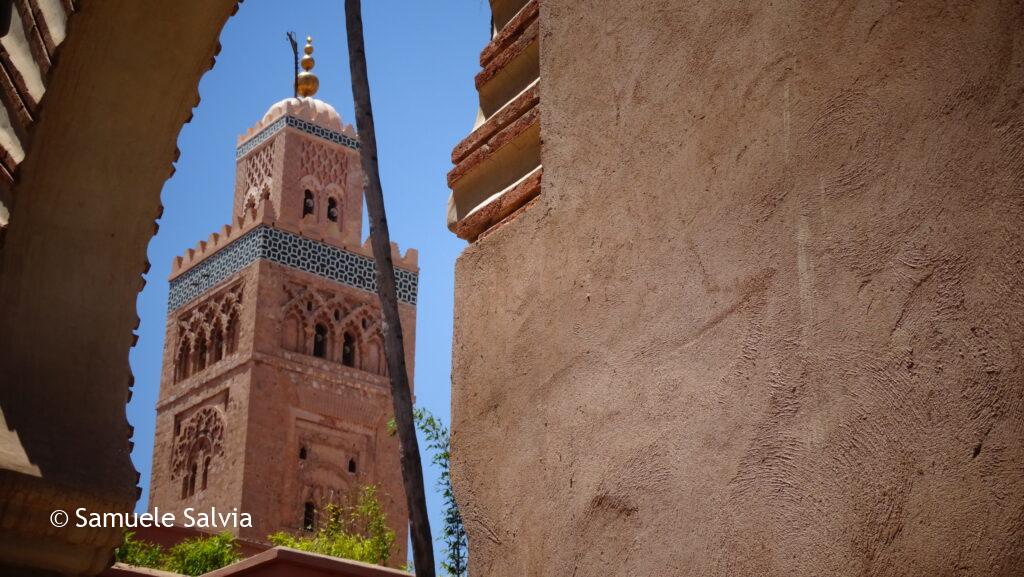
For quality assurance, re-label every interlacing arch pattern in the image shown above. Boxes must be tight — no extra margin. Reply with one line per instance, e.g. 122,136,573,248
173,282,243,382
300,138,349,187
171,406,226,499
244,143,275,199
280,283,387,376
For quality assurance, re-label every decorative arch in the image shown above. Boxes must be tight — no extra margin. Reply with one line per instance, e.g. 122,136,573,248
324,183,346,231
281,307,304,353
298,175,330,224
310,309,336,359
361,336,384,376
341,330,357,368
210,315,225,363
174,329,193,382
313,322,329,358
224,304,240,355
340,304,379,334
193,324,210,372
172,406,226,499
328,197,339,223
173,283,242,382
278,283,392,372
302,189,315,218
281,284,312,315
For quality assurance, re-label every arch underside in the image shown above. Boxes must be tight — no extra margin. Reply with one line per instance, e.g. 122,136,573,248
0,1,241,574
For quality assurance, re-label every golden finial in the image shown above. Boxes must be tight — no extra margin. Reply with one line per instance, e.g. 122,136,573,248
296,36,319,97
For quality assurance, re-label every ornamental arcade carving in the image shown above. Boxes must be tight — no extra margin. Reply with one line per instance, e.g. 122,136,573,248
298,137,352,230
280,280,387,376
173,282,243,382
171,405,226,499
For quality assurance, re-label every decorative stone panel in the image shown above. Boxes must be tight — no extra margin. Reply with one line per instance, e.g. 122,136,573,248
171,406,226,479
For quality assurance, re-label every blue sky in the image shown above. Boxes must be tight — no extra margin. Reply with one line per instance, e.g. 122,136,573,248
128,0,488,567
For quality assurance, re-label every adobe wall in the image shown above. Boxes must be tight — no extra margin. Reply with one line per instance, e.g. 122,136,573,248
450,1,1024,576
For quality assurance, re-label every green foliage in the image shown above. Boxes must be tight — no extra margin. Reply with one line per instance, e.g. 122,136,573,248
416,409,468,577
114,531,241,576
163,532,242,576
115,532,164,569
391,408,468,577
269,485,396,566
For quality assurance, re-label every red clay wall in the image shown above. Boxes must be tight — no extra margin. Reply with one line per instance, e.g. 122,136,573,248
450,1,1024,575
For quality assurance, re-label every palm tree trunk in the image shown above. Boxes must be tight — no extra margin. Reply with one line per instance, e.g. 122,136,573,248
343,2,436,575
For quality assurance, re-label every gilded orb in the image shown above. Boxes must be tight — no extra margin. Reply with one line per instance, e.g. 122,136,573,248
295,36,319,97
297,72,319,97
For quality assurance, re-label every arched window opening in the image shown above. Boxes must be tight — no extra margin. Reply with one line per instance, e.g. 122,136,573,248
306,301,313,312
195,334,208,372
303,190,315,217
282,314,301,352
342,332,356,367
362,318,369,330
363,340,381,375
201,456,211,490
303,502,316,531
327,198,339,222
175,338,191,382
313,324,328,358
187,462,198,497
225,311,239,355
299,446,308,460
348,458,357,474
210,322,224,363
333,309,341,321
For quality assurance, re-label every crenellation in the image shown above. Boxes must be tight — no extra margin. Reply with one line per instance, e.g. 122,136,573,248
400,247,418,269
170,201,274,278
353,238,420,271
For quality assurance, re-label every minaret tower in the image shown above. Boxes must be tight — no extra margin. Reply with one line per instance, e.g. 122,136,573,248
149,38,417,565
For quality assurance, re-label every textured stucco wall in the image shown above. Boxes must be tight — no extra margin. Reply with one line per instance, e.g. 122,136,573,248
450,1,1024,575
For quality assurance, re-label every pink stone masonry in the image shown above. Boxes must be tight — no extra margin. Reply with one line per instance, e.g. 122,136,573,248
150,97,416,568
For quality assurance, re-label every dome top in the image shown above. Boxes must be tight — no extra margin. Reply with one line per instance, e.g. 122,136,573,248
238,96,355,145
236,36,355,147
262,97,344,131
